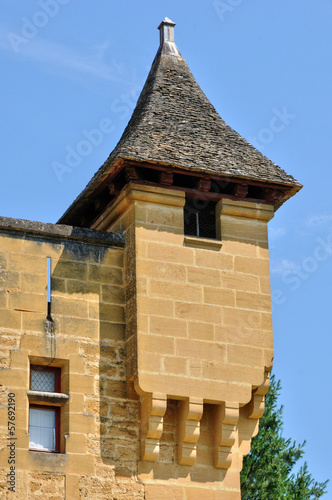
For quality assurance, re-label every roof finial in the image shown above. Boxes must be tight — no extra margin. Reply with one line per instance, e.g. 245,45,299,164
158,17,176,46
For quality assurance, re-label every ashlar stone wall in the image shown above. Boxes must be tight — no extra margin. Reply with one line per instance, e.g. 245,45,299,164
92,183,274,499
0,221,145,500
0,181,275,499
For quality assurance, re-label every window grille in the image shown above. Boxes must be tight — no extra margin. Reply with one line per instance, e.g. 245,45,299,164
31,370,55,392
184,198,217,239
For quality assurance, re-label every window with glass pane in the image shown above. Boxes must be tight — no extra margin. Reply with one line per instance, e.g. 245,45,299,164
30,365,60,393
29,407,58,451
28,365,61,452
31,370,55,392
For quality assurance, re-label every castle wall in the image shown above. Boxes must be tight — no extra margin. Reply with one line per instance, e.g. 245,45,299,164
0,182,275,499
0,221,146,499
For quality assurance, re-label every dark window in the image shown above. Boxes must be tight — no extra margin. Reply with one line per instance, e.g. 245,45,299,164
184,198,217,239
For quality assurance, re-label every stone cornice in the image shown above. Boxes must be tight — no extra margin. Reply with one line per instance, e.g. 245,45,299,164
0,216,125,247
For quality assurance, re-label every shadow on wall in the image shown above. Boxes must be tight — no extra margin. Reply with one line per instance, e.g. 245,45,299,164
49,230,230,486
49,234,143,483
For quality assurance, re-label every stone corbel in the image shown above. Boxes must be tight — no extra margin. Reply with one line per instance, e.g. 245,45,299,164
248,371,270,420
177,398,203,466
140,393,167,462
214,402,239,469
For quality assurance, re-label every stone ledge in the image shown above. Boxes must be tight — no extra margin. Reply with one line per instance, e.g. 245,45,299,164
27,390,70,405
183,236,222,251
0,216,125,247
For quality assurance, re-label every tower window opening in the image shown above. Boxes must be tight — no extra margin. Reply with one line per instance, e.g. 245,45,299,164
184,198,217,239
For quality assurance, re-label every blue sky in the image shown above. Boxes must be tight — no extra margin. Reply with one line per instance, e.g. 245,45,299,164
1,0,331,487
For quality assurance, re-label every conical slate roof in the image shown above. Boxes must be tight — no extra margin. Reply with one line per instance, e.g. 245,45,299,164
60,19,301,223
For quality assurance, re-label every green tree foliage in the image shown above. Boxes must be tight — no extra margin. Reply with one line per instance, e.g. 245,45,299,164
241,376,328,499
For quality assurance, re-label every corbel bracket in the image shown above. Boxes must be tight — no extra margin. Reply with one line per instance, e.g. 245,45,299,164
197,178,211,192
248,371,270,420
140,393,167,462
108,183,117,196
125,166,139,182
177,398,203,466
264,188,283,204
214,402,239,469
159,170,174,186
234,183,248,198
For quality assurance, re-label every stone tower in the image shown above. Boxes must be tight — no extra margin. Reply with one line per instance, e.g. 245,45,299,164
59,17,301,497
0,18,301,499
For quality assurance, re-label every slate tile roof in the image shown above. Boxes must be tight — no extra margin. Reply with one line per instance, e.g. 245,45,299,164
60,19,301,222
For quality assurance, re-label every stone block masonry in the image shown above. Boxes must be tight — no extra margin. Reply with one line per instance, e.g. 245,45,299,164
0,188,275,499
92,183,275,499
0,218,145,499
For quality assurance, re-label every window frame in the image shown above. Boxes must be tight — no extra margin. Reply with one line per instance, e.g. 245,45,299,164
28,364,64,454
30,365,61,393
28,404,61,453
183,197,218,240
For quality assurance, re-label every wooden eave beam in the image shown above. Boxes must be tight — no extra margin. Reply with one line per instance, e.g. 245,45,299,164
65,160,292,228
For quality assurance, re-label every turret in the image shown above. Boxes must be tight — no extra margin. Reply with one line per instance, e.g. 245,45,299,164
59,18,301,499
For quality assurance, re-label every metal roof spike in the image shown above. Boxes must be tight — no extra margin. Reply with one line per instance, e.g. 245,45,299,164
158,17,176,28
158,18,176,45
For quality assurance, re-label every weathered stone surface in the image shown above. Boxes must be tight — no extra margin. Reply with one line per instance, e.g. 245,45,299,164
0,18,300,500
0,229,133,499
0,216,124,246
